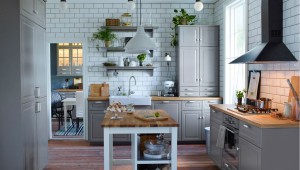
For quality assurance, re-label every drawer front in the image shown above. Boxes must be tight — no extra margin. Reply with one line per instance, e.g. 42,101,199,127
181,86,200,92
203,100,221,110
72,67,83,75
239,120,262,147
88,101,108,111
210,109,223,124
57,67,71,75
200,86,218,92
200,91,218,97
180,91,199,97
182,100,202,110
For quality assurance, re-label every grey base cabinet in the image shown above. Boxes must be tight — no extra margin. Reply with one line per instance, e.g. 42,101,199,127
208,109,223,169
88,101,108,142
152,101,181,140
239,137,261,170
182,111,202,141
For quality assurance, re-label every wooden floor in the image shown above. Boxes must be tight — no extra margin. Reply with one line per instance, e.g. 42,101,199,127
45,140,219,170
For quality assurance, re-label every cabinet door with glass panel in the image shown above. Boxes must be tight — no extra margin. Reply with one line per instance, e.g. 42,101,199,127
57,43,83,76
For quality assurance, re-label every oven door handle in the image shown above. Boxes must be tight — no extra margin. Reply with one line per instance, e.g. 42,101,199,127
224,126,237,134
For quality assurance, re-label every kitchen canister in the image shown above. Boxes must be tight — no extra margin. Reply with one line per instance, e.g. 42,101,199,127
283,102,292,118
118,57,124,67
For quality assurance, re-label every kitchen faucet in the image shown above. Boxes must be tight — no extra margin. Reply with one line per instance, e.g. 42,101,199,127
128,76,136,96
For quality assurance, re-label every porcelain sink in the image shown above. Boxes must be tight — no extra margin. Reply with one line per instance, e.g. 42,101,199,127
109,95,152,106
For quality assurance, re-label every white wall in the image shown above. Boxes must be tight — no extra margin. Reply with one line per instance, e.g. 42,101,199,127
214,0,300,111
46,2,215,96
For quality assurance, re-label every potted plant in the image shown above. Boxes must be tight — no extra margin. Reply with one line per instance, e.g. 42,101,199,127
170,9,196,47
137,53,146,66
236,90,246,105
92,28,117,49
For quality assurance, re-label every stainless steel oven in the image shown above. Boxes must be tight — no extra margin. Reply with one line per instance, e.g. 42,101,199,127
222,114,239,170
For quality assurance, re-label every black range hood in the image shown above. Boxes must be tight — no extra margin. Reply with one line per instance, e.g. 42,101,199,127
230,0,297,64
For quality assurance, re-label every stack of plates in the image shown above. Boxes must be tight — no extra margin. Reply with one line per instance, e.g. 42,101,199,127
143,150,167,159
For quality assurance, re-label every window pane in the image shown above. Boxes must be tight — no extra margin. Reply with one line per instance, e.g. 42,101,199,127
72,49,78,58
78,49,83,58
64,49,69,57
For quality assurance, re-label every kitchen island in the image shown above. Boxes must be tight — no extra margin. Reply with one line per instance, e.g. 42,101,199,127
101,109,179,170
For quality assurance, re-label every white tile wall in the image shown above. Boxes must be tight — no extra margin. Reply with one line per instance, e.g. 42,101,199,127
214,0,300,111
46,2,214,96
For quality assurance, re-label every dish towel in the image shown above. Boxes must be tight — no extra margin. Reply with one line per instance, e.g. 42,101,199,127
75,91,84,118
216,125,226,149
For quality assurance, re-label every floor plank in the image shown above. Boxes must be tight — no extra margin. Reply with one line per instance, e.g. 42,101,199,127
45,140,219,170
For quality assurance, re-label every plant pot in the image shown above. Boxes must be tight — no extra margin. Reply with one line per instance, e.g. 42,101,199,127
104,41,111,47
237,98,242,105
180,18,187,25
139,61,143,66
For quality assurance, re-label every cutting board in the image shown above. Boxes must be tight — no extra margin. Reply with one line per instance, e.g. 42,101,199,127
288,76,300,102
90,83,110,97
134,113,168,122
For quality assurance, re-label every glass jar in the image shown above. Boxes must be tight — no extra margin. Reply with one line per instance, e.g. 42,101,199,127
121,13,132,26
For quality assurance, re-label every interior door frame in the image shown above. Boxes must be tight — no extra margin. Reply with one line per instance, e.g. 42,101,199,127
46,37,88,140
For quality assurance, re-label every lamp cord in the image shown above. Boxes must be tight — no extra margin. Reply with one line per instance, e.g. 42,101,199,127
139,0,142,26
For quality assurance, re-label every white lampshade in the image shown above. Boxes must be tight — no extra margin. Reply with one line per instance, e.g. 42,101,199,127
60,0,68,10
164,53,171,61
125,26,156,54
194,0,204,11
127,0,136,10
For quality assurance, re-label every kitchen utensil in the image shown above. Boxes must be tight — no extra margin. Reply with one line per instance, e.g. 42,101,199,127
101,83,109,97
287,77,300,103
123,58,130,66
255,100,264,109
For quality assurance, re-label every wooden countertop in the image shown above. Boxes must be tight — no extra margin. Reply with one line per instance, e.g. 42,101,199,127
101,109,179,127
210,104,300,128
55,89,83,92
88,96,222,101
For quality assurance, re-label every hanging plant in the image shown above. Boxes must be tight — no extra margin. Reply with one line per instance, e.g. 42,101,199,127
170,9,196,47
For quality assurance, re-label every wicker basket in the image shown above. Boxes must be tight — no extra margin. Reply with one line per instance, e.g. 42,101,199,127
105,19,120,26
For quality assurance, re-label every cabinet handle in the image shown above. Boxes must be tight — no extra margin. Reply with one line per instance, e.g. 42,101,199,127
35,102,41,113
208,101,218,103
198,116,204,119
74,69,81,71
196,78,198,81
185,88,192,91
33,10,38,14
200,77,203,81
187,101,195,103
34,87,40,98
162,101,169,104
224,163,229,168
243,124,250,128
61,69,67,70
236,147,240,151
95,101,103,104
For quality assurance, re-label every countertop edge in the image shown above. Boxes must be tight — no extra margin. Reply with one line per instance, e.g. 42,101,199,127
88,96,223,101
209,104,300,129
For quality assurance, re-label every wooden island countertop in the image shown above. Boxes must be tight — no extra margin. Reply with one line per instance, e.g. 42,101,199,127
101,109,179,127
210,104,300,128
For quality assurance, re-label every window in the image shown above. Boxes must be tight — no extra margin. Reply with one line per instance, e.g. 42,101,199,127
57,43,83,67
224,0,247,104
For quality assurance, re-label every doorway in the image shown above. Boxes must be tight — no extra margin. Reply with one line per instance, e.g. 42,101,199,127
48,40,87,139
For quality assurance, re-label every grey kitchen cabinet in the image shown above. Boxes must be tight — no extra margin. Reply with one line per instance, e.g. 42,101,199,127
208,108,223,169
21,0,46,28
88,101,108,142
152,101,181,140
177,25,219,97
181,101,203,141
88,101,130,142
239,137,261,170
1,1,48,169
179,47,200,88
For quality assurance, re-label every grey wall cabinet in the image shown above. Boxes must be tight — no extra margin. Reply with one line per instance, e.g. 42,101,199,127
178,25,219,97
152,101,182,140
208,108,223,168
21,0,46,28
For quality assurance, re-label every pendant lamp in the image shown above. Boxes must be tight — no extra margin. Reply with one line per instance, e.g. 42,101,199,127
60,0,68,10
125,0,157,54
194,0,204,11
127,0,136,10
